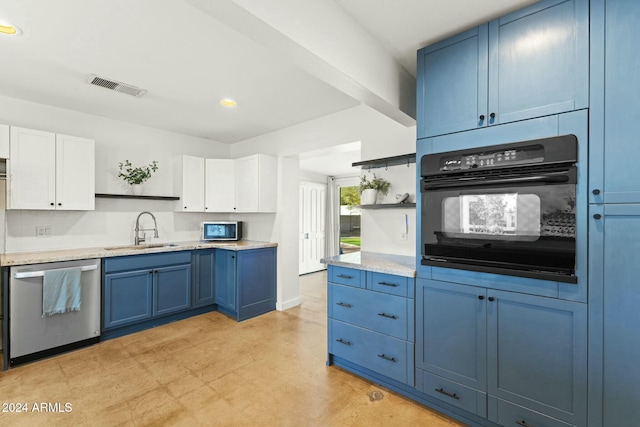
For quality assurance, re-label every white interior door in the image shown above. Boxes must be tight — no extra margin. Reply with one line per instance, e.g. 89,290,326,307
299,181,326,275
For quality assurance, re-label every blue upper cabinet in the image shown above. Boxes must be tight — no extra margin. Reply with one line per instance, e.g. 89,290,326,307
417,0,588,139
417,26,488,139
589,0,640,204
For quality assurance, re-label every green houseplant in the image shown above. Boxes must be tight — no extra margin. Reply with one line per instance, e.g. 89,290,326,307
359,173,390,205
118,160,158,194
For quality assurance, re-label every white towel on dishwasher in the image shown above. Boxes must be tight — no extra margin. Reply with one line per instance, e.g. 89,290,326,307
42,267,82,317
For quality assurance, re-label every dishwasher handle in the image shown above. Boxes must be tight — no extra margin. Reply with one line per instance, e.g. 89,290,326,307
13,264,98,279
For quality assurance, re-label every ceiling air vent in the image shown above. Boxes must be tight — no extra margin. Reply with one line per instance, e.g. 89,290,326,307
86,74,147,97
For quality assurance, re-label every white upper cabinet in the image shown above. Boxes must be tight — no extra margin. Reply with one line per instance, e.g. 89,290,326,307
174,155,205,212
0,124,9,159
235,154,277,213
55,134,95,210
205,159,235,212
7,127,95,210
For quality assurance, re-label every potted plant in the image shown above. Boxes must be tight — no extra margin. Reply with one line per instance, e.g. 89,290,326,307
118,160,159,195
359,173,390,205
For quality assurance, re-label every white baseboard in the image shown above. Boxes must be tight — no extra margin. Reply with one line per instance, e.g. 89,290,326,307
276,297,302,311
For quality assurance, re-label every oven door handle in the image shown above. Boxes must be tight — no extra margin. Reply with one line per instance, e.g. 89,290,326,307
422,173,570,190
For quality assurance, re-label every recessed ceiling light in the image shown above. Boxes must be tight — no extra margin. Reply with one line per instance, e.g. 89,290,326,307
0,20,22,36
220,98,237,108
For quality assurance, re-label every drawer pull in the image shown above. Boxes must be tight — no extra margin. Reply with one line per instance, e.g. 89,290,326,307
337,274,354,279
515,421,534,427
336,338,352,346
377,354,397,363
377,312,398,319
336,302,353,308
435,387,460,400
378,281,398,287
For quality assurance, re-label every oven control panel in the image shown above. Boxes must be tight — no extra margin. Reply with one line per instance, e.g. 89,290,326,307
440,145,544,171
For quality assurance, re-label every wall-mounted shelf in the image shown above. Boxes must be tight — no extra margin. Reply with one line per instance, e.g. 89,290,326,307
358,203,416,209
352,153,415,170
95,193,180,201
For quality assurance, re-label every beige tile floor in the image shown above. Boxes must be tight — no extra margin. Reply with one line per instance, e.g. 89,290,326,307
0,270,465,427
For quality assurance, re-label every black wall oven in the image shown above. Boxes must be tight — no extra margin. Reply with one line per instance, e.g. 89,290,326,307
420,135,578,283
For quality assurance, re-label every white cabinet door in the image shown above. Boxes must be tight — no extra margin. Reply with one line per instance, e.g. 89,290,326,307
235,154,277,213
235,156,259,212
55,134,95,210
205,159,235,212
175,155,205,212
0,124,9,159
8,127,56,210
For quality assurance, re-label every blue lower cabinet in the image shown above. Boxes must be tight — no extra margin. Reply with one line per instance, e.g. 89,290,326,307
153,264,191,316
327,269,415,387
215,247,277,321
192,249,215,307
102,251,192,331
330,319,413,385
103,269,153,329
488,397,575,427
416,278,587,426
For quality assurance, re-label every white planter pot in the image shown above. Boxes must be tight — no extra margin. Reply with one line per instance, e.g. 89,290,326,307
131,184,143,195
361,189,378,205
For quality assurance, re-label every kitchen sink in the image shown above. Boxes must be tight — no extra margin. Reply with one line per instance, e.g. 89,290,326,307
105,243,180,250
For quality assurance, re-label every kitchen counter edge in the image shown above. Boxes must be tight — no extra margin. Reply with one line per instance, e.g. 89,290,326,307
1,240,278,267
321,251,416,278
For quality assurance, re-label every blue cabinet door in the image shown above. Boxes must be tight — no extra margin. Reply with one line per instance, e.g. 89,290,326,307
417,25,488,139
590,0,640,204
153,264,191,317
103,269,153,329
237,247,276,321
193,249,215,307
488,0,589,126
416,279,487,391
486,290,587,426
590,204,640,427
215,249,237,314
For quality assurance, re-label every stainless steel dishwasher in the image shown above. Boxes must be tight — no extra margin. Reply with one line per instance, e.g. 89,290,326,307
9,258,101,366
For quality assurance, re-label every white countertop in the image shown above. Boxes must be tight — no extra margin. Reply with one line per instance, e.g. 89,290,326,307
1,240,277,267
321,251,416,278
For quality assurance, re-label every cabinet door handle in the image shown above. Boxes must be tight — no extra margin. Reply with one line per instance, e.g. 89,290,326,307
336,338,352,346
592,189,601,195
336,302,352,308
489,112,496,119
488,297,495,302
594,214,602,220
337,274,353,279
435,387,460,400
50,202,55,206
478,295,485,300
377,354,397,363
479,114,485,120
377,312,398,319
378,281,398,287
515,420,534,427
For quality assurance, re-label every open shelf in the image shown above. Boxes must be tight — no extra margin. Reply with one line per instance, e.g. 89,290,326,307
358,203,416,209
352,153,415,169
95,193,180,201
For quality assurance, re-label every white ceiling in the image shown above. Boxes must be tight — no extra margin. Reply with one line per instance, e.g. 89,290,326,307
0,0,536,151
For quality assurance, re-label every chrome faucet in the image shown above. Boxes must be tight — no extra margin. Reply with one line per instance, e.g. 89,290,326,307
134,211,159,245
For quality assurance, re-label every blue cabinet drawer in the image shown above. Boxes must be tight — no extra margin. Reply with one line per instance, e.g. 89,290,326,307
369,272,411,297
329,266,365,288
418,369,487,418
488,397,575,427
104,251,192,273
329,284,411,341
329,319,413,385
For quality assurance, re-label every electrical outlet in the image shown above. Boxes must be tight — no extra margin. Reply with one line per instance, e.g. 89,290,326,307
36,226,52,238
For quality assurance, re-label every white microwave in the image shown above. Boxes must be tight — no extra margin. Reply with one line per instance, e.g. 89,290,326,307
202,221,242,241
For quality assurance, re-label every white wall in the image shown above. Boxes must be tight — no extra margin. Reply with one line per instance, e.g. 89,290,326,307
0,95,231,252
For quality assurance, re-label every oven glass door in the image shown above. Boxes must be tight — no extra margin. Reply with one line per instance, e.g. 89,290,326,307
422,182,576,280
